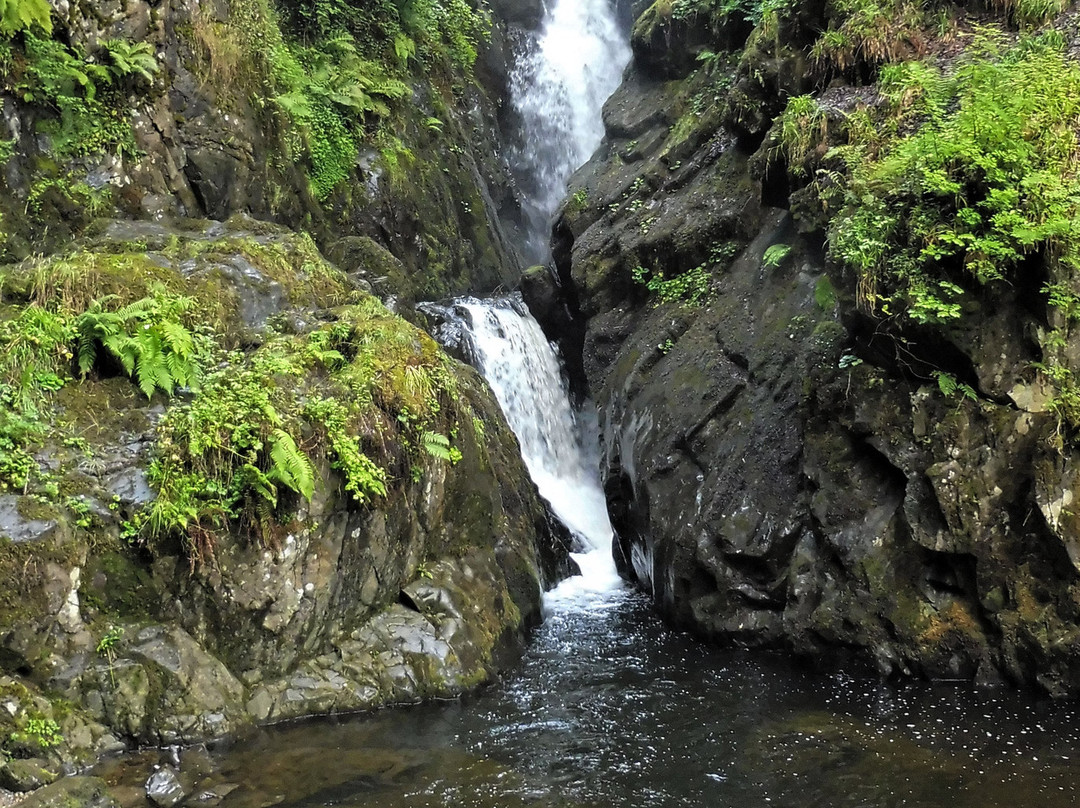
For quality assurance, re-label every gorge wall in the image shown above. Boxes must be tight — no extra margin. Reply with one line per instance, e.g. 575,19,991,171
537,0,1080,696
0,0,578,780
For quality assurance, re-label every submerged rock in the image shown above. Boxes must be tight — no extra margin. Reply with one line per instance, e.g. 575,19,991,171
145,765,186,808
0,759,58,793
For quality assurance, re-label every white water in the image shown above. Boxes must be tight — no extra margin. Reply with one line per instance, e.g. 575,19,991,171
509,0,632,262
459,300,623,609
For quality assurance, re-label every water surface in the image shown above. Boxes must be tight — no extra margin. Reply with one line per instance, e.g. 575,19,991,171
139,591,1080,808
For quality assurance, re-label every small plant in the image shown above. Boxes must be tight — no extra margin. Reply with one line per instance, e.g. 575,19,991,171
9,717,62,751
96,625,124,687
102,39,160,83
0,0,51,37
632,263,712,306
762,244,792,268
75,289,200,399
64,495,92,529
777,96,825,175
422,430,462,464
932,370,977,404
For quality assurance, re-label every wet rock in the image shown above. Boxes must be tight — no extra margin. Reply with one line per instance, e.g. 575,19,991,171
0,495,60,544
0,759,58,792
145,765,186,808
561,15,1080,695
75,626,246,745
18,777,119,808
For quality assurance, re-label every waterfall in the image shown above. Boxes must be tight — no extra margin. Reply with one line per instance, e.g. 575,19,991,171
443,298,623,608
509,0,632,263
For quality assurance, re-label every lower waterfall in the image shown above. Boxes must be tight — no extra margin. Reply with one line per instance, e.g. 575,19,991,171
449,296,624,608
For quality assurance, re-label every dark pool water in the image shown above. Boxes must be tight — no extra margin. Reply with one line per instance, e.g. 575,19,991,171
101,589,1080,808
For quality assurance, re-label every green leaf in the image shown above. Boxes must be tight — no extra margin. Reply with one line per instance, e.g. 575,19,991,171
269,429,315,501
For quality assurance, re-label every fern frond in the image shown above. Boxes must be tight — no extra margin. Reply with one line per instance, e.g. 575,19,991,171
0,0,52,36
76,330,97,377
422,430,452,461
269,429,315,501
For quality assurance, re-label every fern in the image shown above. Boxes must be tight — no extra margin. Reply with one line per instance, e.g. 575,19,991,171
74,290,199,399
0,0,51,37
762,244,792,268
422,430,462,464
269,428,316,501
102,39,160,84
932,370,977,403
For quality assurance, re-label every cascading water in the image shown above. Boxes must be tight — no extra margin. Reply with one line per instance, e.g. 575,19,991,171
452,297,624,608
508,0,632,263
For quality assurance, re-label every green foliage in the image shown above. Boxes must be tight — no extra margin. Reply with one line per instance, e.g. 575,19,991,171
269,428,316,501
762,243,792,268
777,95,824,175
822,34,1080,323
269,33,412,199
0,305,74,491
27,175,113,217
0,0,51,37
13,34,137,161
141,350,312,558
74,290,200,399
8,717,62,751
932,370,977,403
632,263,712,305
134,295,467,565
102,39,160,84
810,0,926,71
422,430,461,464
1034,362,1080,441
303,395,388,504
221,0,487,200
814,276,837,311
673,0,791,27
993,0,1068,27
95,625,123,656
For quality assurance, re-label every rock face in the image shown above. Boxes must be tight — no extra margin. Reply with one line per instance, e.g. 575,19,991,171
0,0,532,303
544,2,1080,695
0,221,571,764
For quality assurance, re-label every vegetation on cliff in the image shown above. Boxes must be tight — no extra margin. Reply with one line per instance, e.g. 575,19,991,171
0,227,473,568
0,0,502,278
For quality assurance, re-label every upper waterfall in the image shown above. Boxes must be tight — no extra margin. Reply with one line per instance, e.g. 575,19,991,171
509,0,632,263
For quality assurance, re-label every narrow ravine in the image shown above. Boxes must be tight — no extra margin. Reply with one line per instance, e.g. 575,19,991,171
118,302,1080,807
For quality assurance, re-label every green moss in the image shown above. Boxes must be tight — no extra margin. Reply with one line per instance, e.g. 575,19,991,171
80,548,161,620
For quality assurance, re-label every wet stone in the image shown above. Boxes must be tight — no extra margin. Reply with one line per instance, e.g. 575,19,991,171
19,777,119,808
0,759,58,792
145,765,186,808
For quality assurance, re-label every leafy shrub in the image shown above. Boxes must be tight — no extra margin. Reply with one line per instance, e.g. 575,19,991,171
810,0,926,71
102,39,160,84
823,34,1080,322
632,263,713,305
75,290,200,399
